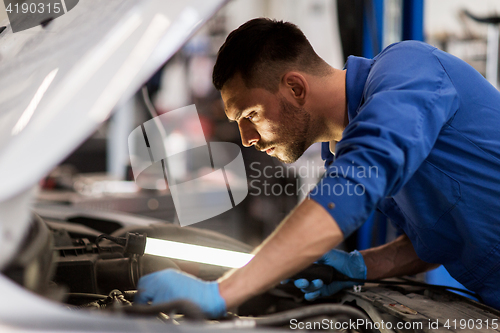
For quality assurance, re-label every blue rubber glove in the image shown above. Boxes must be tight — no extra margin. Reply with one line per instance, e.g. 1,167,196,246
294,249,367,301
135,269,226,319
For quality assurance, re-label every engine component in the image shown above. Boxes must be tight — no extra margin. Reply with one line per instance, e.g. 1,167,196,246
95,233,146,255
2,214,56,296
49,220,252,294
68,289,134,309
52,238,179,294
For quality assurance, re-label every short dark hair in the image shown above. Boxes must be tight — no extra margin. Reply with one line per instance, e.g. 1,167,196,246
213,18,331,92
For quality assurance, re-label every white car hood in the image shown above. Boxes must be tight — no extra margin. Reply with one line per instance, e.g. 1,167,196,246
0,0,225,270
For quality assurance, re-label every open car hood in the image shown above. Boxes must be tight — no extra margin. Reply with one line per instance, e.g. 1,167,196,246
0,0,226,270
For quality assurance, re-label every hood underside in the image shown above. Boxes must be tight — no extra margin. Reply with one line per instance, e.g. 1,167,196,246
0,0,226,270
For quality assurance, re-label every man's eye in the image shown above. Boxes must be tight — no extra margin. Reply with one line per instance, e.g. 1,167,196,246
246,112,255,121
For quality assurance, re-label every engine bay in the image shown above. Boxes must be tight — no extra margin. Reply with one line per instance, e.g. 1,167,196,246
2,208,498,333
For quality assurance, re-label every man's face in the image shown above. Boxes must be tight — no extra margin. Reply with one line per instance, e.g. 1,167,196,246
221,75,311,163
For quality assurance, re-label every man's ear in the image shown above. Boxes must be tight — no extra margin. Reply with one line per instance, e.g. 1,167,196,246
281,72,308,105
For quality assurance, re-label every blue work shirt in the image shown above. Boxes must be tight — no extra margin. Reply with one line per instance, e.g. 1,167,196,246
309,41,500,309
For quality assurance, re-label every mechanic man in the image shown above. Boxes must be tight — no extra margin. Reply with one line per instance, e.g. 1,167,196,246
136,18,500,315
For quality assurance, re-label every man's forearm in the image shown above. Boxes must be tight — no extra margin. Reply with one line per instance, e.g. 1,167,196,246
218,198,343,308
361,234,439,279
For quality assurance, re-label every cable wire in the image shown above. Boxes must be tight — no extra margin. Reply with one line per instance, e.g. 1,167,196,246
141,86,159,118
95,234,126,252
66,293,108,300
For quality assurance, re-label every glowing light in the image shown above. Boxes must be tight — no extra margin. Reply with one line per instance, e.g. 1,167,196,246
145,238,254,268
12,68,58,135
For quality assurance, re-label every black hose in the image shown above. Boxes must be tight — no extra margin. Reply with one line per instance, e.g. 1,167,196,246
252,304,376,333
95,234,126,252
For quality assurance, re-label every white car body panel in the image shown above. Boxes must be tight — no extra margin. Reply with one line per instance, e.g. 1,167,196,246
0,0,225,268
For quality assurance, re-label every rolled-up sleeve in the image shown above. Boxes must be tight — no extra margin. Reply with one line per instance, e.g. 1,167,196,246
309,45,459,237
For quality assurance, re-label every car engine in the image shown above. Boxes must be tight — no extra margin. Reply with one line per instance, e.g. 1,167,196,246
3,208,499,333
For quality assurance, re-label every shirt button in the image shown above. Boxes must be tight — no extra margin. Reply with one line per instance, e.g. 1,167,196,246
328,202,335,209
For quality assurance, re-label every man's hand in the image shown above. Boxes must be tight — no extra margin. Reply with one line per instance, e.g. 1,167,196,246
293,249,366,301
135,269,226,319
218,199,344,308
361,234,439,279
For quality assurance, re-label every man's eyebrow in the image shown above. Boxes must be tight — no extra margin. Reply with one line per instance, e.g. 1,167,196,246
225,97,244,122
228,108,244,123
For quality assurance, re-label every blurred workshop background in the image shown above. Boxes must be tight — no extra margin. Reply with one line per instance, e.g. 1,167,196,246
20,0,500,296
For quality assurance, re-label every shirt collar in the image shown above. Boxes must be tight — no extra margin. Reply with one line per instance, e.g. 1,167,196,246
321,56,374,165
344,55,374,122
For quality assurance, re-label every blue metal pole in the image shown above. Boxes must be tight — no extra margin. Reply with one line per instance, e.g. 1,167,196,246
402,0,424,41
362,0,384,58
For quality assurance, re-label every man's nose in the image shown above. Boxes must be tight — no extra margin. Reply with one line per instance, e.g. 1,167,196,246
238,122,260,147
